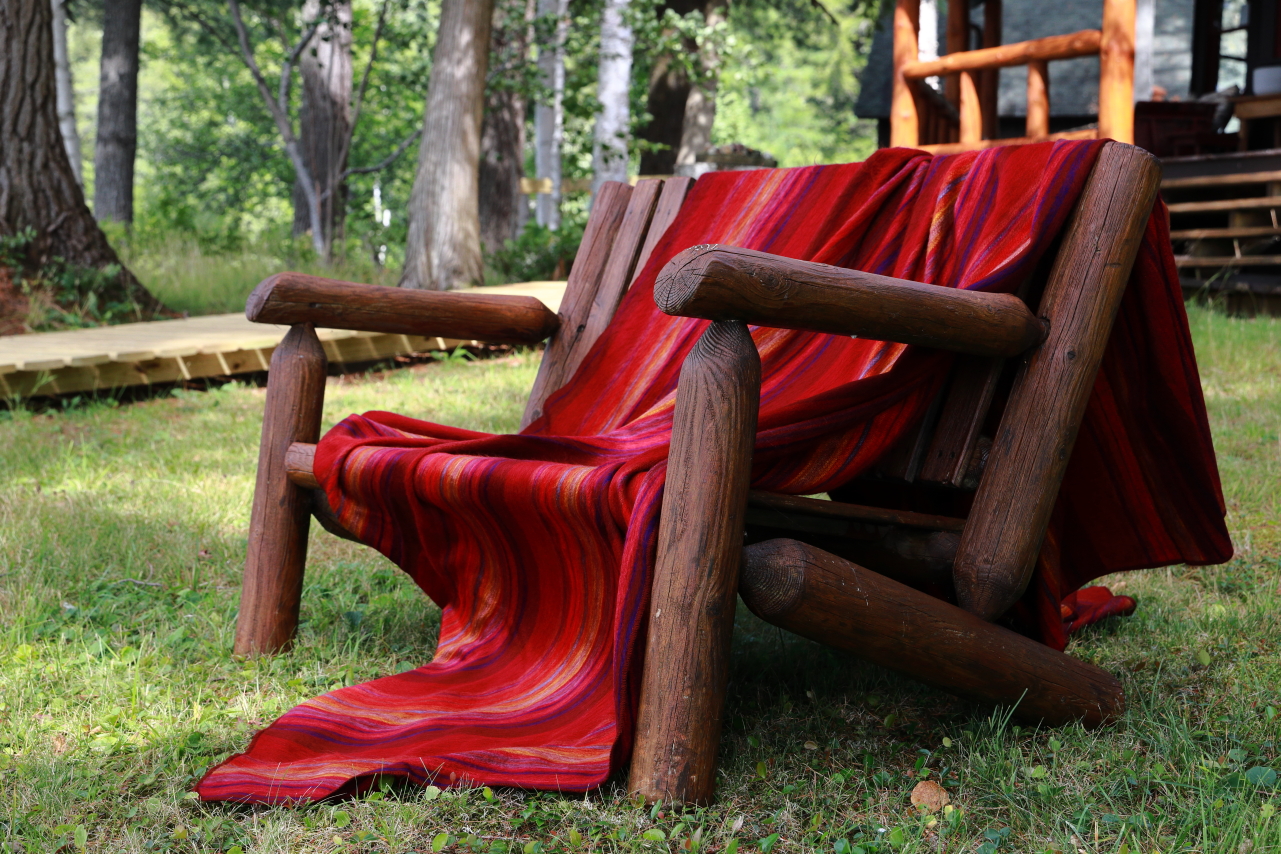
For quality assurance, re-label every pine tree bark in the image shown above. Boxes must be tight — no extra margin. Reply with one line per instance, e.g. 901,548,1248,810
479,0,531,255
0,0,163,316
591,0,634,195
51,0,83,186
401,0,495,290
94,0,142,224
292,0,352,257
533,0,567,229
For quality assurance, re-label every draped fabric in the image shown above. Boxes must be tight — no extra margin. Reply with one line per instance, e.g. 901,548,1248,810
197,141,1231,804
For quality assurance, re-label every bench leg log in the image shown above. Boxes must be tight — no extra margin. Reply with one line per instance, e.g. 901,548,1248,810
629,320,761,804
740,539,1125,727
234,323,327,655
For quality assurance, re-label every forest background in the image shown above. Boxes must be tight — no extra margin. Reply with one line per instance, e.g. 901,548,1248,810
31,0,880,324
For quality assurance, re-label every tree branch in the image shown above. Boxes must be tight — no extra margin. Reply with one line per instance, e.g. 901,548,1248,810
323,126,422,200
279,20,320,114
350,0,391,135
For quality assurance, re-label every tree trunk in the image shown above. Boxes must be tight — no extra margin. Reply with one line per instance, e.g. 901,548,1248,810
637,0,699,176
591,0,633,195
479,0,531,255
292,0,352,260
51,0,83,186
401,0,495,290
94,0,142,225
638,54,690,176
533,0,567,229
0,0,163,314
674,0,726,170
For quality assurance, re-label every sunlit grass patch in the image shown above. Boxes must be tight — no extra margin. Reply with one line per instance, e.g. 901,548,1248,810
0,311,1278,852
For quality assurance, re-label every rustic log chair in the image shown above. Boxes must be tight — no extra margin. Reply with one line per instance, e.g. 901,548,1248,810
235,141,1160,806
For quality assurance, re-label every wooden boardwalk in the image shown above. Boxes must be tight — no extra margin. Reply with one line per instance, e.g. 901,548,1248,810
0,281,567,398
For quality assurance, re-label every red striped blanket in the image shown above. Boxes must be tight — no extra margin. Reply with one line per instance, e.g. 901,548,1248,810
197,141,1231,804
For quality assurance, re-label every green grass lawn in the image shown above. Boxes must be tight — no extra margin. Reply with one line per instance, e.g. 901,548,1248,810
1,308,1278,854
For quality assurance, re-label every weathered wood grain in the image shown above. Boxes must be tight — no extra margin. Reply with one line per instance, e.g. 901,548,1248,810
740,539,1125,727
559,179,664,384
522,181,633,428
633,177,695,282
246,273,560,345
629,321,761,805
747,491,966,532
953,142,1160,619
654,246,1046,358
234,324,327,655
919,356,1003,487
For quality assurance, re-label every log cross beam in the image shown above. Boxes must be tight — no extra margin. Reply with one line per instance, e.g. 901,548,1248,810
654,245,1046,359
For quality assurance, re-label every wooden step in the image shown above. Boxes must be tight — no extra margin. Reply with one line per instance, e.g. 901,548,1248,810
1166,196,1281,214
1175,255,1281,267
1161,169,1281,190
1170,226,1281,240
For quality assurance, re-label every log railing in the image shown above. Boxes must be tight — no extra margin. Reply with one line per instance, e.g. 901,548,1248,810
891,0,1134,151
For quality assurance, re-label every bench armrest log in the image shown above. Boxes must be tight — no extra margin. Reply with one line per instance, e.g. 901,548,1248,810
247,272,561,346
654,246,1046,358
741,539,1125,727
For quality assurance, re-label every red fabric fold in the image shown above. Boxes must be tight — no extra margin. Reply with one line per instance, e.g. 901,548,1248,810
197,141,1230,804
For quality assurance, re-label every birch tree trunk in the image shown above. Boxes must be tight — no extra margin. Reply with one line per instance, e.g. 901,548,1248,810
591,0,633,195
479,0,531,254
674,0,726,170
533,0,567,228
94,0,142,224
51,0,83,186
0,0,163,314
291,0,353,259
401,0,495,290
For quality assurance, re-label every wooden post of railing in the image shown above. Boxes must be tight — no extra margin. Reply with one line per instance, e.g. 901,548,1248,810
945,0,969,107
1027,60,1050,138
959,70,982,143
891,0,921,147
1098,0,1135,143
981,0,1001,139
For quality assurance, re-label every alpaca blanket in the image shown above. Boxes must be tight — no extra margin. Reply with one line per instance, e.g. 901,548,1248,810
198,141,1231,803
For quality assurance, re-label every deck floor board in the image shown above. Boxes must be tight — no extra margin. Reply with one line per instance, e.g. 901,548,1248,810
0,282,567,397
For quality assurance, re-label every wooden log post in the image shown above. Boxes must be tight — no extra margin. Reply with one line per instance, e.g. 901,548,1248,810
980,0,1001,139
944,0,969,108
952,142,1160,620
234,324,328,655
629,320,761,805
959,70,982,144
655,245,1046,358
740,540,1125,727
891,0,921,147
1027,60,1050,138
1098,0,1135,144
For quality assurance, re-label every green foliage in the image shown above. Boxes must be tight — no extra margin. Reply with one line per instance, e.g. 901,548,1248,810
713,0,880,166
486,220,586,285
0,228,37,272
18,258,145,331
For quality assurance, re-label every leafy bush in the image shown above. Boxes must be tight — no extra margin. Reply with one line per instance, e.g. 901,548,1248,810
486,220,585,284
